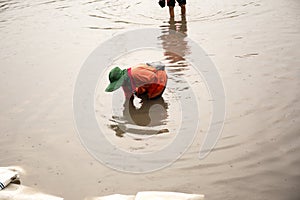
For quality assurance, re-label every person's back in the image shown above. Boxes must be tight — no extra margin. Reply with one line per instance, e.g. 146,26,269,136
105,62,167,100
131,64,167,99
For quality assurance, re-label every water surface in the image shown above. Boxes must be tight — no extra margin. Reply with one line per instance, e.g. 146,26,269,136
0,0,300,199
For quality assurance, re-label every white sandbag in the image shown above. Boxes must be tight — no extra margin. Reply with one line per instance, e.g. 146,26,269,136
0,168,19,190
135,191,204,200
0,184,64,200
86,194,135,200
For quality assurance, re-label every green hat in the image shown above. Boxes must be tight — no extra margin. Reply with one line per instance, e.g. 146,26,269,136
105,67,126,92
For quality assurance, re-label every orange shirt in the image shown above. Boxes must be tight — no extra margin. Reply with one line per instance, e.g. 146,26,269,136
128,64,167,99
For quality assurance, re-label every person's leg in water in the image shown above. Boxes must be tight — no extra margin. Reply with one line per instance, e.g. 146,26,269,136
168,6,175,18
167,0,175,18
178,0,186,16
167,0,186,18
180,4,186,16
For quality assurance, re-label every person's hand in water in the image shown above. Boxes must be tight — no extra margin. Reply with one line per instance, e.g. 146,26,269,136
132,94,143,109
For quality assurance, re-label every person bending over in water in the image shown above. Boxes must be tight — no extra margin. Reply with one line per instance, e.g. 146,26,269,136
105,62,167,100
159,0,186,18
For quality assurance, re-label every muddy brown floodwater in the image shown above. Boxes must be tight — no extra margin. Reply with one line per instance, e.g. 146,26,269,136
0,0,300,200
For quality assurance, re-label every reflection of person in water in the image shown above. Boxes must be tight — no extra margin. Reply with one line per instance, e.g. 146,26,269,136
105,62,167,100
160,15,189,64
125,96,168,126
110,96,169,137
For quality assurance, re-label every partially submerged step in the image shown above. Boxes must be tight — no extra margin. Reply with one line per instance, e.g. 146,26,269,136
135,191,205,200
87,194,135,200
88,191,204,200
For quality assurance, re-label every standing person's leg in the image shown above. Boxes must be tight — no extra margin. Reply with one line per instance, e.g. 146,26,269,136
181,4,186,16
178,0,186,16
169,7,175,18
167,0,175,18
